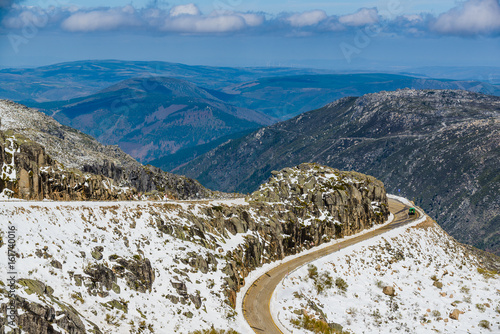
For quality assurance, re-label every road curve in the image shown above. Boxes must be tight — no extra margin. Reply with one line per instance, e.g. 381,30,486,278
242,198,420,334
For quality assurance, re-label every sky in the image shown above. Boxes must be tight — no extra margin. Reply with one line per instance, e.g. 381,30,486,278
0,0,499,69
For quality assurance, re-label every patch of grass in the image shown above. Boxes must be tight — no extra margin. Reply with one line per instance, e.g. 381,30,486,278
335,277,348,293
308,264,319,280
346,307,357,316
306,265,335,294
189,329,240,334
291,314,350,334
478,320,491,329
477,267,497,279
314,272,333,294
70,292,84,304
476,303,486,312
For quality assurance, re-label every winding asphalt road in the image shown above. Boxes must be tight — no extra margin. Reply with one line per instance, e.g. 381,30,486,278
242,198,420,333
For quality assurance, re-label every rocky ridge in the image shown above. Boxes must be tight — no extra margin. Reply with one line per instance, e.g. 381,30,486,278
0,163,388,333
0,100,216,200
0,131,135,201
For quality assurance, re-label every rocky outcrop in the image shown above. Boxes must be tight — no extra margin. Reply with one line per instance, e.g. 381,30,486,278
0,132,135,201
0,279,102,334
110,256,155,293
159,163,388,307
81,255,155,297
0,163,389,331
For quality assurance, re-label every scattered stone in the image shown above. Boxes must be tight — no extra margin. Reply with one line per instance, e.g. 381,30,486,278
50,259,62,269
433,281,443,289
383,286,396,296
91,250,103,260
449,309,461,320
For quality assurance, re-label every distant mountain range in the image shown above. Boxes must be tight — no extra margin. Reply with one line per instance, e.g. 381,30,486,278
5,60,498,164
176,89,500,255
0,59,335,102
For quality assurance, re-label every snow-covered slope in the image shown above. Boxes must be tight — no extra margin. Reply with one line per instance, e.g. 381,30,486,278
0,163,390,333
0,199,253,333
273,216,500,334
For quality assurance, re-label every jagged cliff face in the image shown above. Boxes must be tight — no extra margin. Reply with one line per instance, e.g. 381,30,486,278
0,164,388,333
177,89,500,255
0,100,213,200
0,132,134,201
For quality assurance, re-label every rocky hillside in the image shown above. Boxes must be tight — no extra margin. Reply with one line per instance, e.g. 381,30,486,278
274,216,500,334
177,89,500,255
0,131,136,201
0,99,215,200
0,163,388,333
33,77,273,163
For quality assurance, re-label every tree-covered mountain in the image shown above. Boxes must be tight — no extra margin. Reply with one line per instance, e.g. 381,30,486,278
33,77,273,163
176,89,500,255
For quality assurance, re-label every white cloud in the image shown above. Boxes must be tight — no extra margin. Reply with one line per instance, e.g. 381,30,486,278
162,14,247,33
3,2,500,37
402,14,424,23
54,4,262,34
339,8,379,26
432,0,500,35
61,7,141,32
169,3,200,17
286,10,327,27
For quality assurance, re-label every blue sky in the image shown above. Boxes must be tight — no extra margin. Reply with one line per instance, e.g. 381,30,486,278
0,0,499,69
